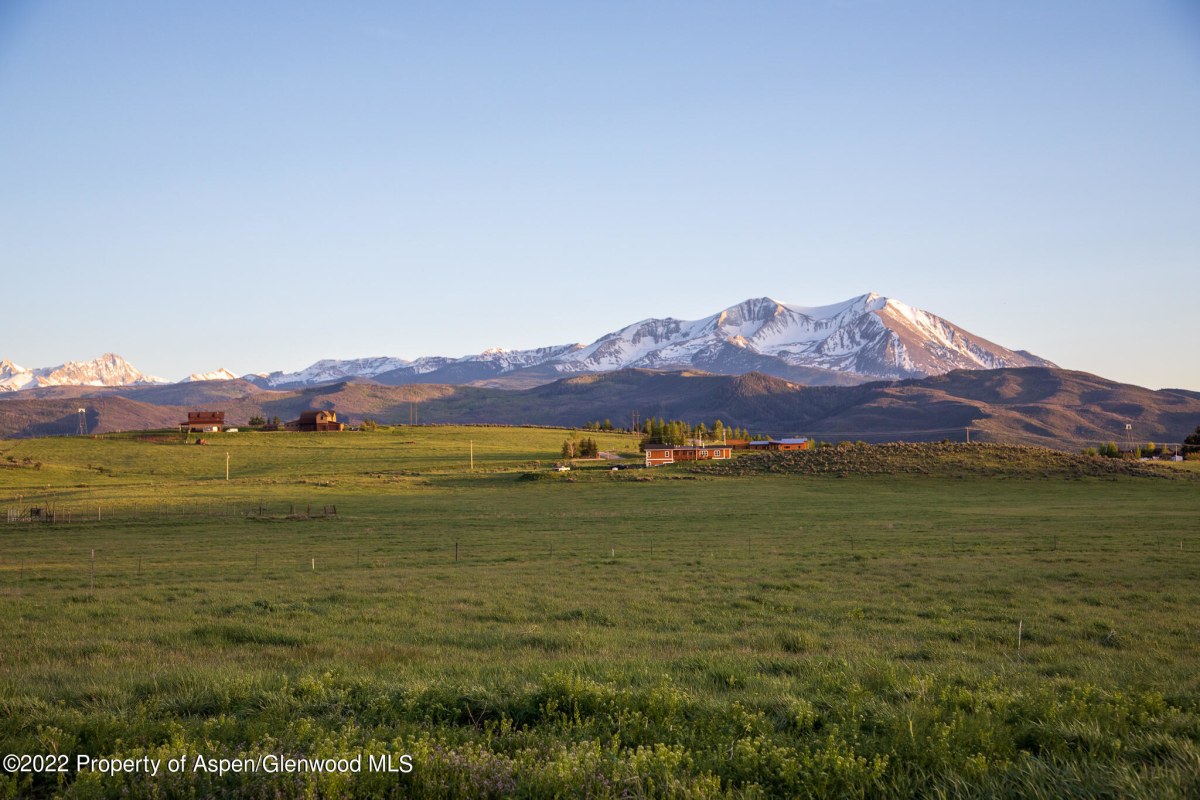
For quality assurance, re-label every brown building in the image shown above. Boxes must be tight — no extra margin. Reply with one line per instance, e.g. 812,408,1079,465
287,410,344,432
644,445,733,467
181,411,225,432
746,438,810,452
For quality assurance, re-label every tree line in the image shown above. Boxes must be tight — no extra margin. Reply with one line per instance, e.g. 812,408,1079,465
639,418,755,448
1083,427,1200,459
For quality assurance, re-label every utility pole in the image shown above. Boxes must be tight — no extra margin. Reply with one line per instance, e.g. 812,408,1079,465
225,452,230,481
469,440,474,471
965,428,970,444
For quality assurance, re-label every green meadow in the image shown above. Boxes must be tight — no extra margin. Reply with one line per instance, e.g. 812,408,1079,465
1,428,1198,798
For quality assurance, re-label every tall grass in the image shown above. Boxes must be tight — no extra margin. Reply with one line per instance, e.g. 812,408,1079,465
0,430,1198,797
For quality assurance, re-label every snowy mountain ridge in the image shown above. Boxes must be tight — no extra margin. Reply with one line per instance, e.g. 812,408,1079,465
0,353,168,392
2,294,1055,392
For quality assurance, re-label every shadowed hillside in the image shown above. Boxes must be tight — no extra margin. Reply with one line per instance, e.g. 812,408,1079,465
1,367,1197,450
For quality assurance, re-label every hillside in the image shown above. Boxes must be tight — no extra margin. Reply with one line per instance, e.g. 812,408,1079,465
2,366,1197,450
691,442,1186,479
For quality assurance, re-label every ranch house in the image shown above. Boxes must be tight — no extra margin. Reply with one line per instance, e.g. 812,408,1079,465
180,411,226,432
287,410,344,432
644,444,733,467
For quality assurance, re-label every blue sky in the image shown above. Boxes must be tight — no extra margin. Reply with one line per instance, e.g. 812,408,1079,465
1,1,1197,388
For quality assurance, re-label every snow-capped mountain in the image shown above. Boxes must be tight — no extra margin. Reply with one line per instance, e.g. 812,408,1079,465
2,295,1055,393
244,345,586,389
243,294,1052,388
245,356,416,388
547,294,1053,380
0,353,168,392
182,368,239,383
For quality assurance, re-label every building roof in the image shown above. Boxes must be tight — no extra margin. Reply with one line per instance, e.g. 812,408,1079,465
774,438,809,444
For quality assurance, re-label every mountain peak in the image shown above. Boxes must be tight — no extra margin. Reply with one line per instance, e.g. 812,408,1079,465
184,368,238,382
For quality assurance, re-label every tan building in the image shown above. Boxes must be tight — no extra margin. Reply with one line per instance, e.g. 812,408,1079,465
287,410,344,432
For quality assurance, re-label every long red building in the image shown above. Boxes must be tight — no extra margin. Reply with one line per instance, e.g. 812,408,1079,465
644,445,733,467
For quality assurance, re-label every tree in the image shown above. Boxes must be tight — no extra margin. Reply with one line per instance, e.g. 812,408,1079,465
561,440,576,459
248,416,265,426
1183,426,1200,456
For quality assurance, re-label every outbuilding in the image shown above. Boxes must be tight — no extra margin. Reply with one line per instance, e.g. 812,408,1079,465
745,437,810,452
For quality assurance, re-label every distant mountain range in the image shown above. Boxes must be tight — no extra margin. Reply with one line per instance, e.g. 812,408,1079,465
0,353,167,392
9,295,1181,450
1,294,1054,393
2,367,1197,450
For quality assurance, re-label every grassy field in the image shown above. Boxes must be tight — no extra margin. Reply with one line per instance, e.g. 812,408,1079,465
1,428,1199,797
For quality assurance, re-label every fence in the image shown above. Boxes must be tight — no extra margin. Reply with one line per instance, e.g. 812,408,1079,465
3,501,339,525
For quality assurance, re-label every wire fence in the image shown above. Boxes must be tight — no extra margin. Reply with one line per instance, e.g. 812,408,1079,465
3,500,340,525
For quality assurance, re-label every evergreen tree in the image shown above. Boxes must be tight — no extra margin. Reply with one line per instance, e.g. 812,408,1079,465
1183,426,1200,456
